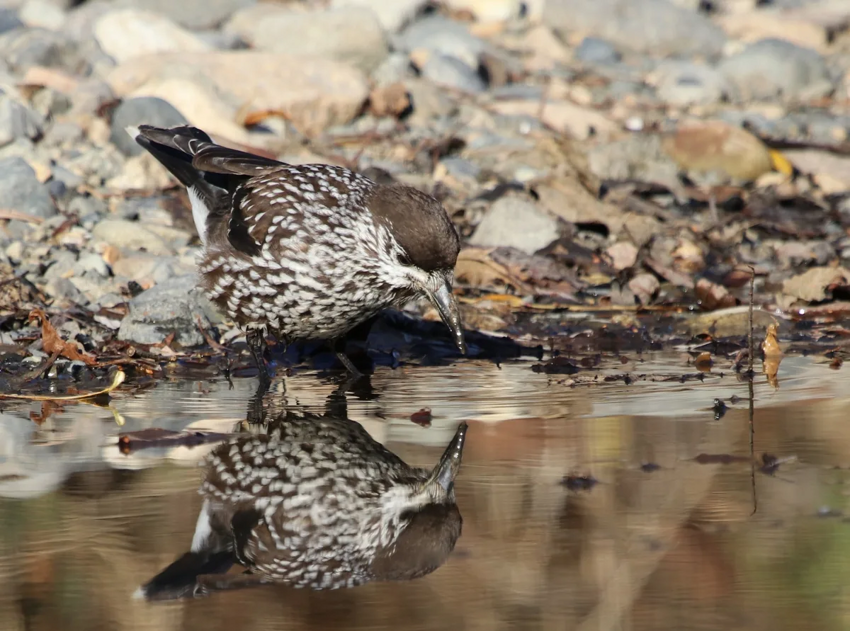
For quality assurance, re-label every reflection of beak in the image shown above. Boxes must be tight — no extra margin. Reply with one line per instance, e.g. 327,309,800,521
426,281,466,354
428,422,468,493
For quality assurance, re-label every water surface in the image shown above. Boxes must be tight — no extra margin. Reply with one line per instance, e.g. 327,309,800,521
1,353,850,630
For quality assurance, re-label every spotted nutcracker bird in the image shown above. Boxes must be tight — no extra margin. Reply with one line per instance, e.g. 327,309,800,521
129,125,466,377
135,415,468,600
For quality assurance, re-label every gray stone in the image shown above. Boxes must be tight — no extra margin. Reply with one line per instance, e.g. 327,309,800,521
117,274,211,346
19,0,66,31
226,5,388,73
332,0,425,32
544,0,727,57
91,218,173,255
718,39,834,102
43,248,77,281
74,252,110,278
109,97,188,156
372,52,413,86
0,9,23,36
575,37,621,64
469,195,560,254
117,0,255,30
421,53,487,93
0,93,44,148
654,60,734,105
397,16,487,69
44,276,87,306
0,28,90,75
0,157,56,219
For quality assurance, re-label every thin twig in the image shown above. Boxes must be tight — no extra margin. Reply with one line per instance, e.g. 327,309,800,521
748,266,757,515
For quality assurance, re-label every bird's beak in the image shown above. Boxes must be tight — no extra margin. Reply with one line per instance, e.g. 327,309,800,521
426,280,466,354
428,422,468,493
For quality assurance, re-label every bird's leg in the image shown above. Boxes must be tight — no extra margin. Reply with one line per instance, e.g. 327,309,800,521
246,374,270,426
330,315,379,379
245,328,270,384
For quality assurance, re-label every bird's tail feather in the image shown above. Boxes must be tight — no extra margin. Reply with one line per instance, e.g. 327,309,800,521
134,550,235,601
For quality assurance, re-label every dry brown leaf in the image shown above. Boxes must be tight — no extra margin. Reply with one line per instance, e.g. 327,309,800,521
762,323,783,358
696,278,737,311
28,309,96,366
782,266,850,303
455,247,533,294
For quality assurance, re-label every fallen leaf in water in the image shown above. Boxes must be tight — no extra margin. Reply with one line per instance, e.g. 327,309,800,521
694,351,713,371
830,356,843,370
410,408,432,427
764,355,781,388
762,323,782,357
28,309,96,366
713,398,727,420
532,356,580,374
560,474,598,491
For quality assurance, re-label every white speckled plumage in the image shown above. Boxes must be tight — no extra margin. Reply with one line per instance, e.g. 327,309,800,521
131,125,463,353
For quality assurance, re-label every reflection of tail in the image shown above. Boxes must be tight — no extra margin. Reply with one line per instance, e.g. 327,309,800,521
134,499,235,601
134,550,235,601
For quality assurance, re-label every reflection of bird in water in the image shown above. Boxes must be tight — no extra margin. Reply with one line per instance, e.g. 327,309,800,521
135,412,468,600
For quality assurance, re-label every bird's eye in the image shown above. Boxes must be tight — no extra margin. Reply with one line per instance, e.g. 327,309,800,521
398,253,411,266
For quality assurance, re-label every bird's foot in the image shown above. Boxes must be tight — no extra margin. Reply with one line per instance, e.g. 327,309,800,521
245,328,272,381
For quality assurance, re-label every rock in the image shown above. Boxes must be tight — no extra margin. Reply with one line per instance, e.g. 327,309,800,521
117,274,210,346
718,38,833,102
716,9,829,52
117,0,256,30
109,96,188,156
106,51,369,139
19,0,66,31
491,99,616,140
93,9,211,64
106,153,177,190
0,28,90,75
0,9,23,36
440,0,524,22
650,61,733,106
91,218,173,256
331,0,425,32
588,134,681,190
225,5,388,73
0,157,55,219
421,53,487,93
397,16,487,69
0,93,44,148
372,52,413,86
469,195,560,254
544,0,727,57
606,242,639,271
662,120,774,185
575,37,621,64
783,149,850,188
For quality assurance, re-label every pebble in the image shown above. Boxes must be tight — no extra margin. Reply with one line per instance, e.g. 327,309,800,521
117,274,212,347
225,5,388,73
575,37,621,64
0,9,23,36
91,218,173,256
19,0,66,31
331,0,425,32
718,38,833,102
651,61,734,106
544,0,727,57
397,15,487,69
94,9,211,63
0,93,44,148
0,156,56,219
106,51,370,139
469,195,560,254
421,53,487,93
109,97,189,156
121,0,256,31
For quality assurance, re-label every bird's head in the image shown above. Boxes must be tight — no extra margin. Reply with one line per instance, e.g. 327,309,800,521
368,185,466,354
372,422,468,581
